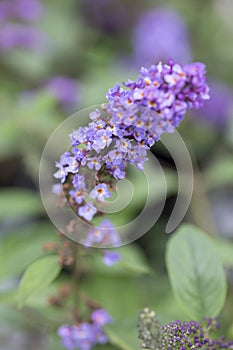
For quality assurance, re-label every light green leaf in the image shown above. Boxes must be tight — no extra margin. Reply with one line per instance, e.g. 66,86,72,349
17,255,61,308
0,188,42,221
165,224,227,320
0,223,60,280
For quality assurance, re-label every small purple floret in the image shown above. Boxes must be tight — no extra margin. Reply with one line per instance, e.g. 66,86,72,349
103,250,120,266
89,183,112,202
91,309,113,326
78,203,97,221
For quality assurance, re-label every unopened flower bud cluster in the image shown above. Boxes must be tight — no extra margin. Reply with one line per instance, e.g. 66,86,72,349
138,307,233,350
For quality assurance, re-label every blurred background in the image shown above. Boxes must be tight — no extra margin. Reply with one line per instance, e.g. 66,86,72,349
0,0,233,349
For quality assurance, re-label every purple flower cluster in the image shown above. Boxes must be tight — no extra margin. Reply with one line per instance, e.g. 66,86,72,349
106,60,210,144
58,309,112,350
138,308,233,350
0,0,45,52
54,60,209,227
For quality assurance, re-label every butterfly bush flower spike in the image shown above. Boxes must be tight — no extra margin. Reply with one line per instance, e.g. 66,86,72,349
53,60,209,248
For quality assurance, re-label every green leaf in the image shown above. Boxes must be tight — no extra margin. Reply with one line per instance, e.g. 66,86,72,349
0,223,60,281
17,255,61,308
165,224,227,320
0,188,42,221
